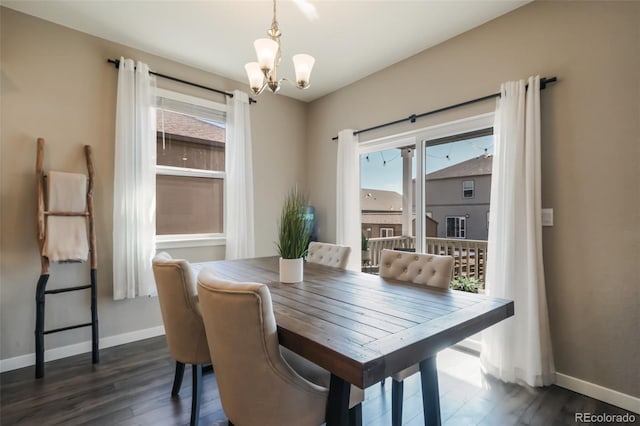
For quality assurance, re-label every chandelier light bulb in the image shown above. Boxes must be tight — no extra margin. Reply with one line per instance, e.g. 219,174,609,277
245,62,264,95
254,38,279,74
292,54,315,89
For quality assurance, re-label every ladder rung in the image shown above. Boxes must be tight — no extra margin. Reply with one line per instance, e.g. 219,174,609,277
45,285,92,294
44,323,93,335
44,211,89,217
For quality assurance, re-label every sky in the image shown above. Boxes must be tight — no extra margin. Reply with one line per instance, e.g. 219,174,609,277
360,135,493,194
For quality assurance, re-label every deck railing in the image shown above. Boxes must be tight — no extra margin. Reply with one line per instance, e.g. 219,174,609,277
367,236,416,267
365,236,487,282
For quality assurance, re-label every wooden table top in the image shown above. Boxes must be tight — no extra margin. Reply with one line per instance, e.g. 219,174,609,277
193,256,514,389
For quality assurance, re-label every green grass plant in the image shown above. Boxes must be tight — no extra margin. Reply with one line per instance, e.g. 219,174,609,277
276,187,313,259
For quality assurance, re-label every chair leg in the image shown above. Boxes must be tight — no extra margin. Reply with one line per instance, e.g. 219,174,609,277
171,361,186,396
391,379,404,426
190,364,203,426
348,403,362,426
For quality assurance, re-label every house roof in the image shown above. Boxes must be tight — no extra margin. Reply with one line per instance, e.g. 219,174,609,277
361,189,403,212
426,154,493,180
157,110,225,145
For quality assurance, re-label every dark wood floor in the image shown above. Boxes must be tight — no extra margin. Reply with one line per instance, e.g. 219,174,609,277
1,337,636,425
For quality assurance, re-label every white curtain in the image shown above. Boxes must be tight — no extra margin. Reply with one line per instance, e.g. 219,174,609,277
481,76,555,387
336,129,361,271
113,58,157,299
225,90,255,259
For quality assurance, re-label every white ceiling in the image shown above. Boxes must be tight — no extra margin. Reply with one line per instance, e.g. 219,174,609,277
2,0,529,102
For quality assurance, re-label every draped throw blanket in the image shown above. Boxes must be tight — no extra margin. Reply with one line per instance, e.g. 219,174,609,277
44,171,89,262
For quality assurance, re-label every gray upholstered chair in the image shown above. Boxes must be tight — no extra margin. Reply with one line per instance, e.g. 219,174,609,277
197,268,363,426
152,252,210,426
306,241,351,269
379,249,454,426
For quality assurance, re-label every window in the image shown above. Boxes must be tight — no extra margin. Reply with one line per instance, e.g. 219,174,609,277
359,113,494,254
463,180,475,198
155,89,227,247
446,216,466,239
380,227,394,238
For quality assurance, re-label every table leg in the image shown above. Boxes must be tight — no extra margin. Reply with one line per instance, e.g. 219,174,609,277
326,373,350,426
419,356,441,426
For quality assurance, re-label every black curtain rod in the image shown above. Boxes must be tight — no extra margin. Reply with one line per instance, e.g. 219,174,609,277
331,76,557,141
107,58,257,104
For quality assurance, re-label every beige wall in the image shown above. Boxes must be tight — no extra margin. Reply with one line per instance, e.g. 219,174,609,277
0,8,307,360
307,1,640,397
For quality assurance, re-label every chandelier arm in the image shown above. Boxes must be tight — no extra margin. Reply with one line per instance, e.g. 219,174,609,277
257,81,269,95
280,77,311,90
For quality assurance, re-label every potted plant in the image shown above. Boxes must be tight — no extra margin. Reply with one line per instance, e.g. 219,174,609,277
276,187,313,283
449,277,483,293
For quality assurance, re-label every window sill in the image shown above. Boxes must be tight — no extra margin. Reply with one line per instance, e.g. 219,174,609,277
156,234,226,249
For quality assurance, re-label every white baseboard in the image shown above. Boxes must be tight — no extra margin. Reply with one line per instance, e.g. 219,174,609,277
555,373,640,415
451,340,638,415
0,325,165,373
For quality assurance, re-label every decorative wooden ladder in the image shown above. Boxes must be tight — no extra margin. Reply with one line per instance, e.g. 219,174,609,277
35,138,99,378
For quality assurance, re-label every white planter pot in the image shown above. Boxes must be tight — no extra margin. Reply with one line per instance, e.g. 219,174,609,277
279,257,304,283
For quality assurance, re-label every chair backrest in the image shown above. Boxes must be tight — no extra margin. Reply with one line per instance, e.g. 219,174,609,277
152,252,210,365
197,268,328,426
306,242,351,269
379,249,454,289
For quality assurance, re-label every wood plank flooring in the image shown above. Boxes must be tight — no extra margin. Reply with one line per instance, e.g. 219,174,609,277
1,337,636,425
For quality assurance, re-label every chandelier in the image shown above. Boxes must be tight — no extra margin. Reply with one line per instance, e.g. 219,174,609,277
244,0,315,95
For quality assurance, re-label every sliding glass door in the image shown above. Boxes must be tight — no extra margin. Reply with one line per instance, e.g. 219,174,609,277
358,113,494,279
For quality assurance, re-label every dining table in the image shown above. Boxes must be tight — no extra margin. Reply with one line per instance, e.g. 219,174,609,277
193,256,514,426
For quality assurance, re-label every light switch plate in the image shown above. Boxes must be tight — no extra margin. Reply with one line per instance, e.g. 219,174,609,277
542,208,554,227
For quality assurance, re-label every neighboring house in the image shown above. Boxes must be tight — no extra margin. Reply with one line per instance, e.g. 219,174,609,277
361,188,437,238
423,154,492,241
361,188,403,238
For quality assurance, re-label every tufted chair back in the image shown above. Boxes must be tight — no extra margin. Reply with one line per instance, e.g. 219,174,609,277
379,249,454,289
306,242,351,269
152,252,210,365
197,268,329,426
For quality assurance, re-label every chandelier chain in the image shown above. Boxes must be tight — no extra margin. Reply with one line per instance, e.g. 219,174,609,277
269,0,282,70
